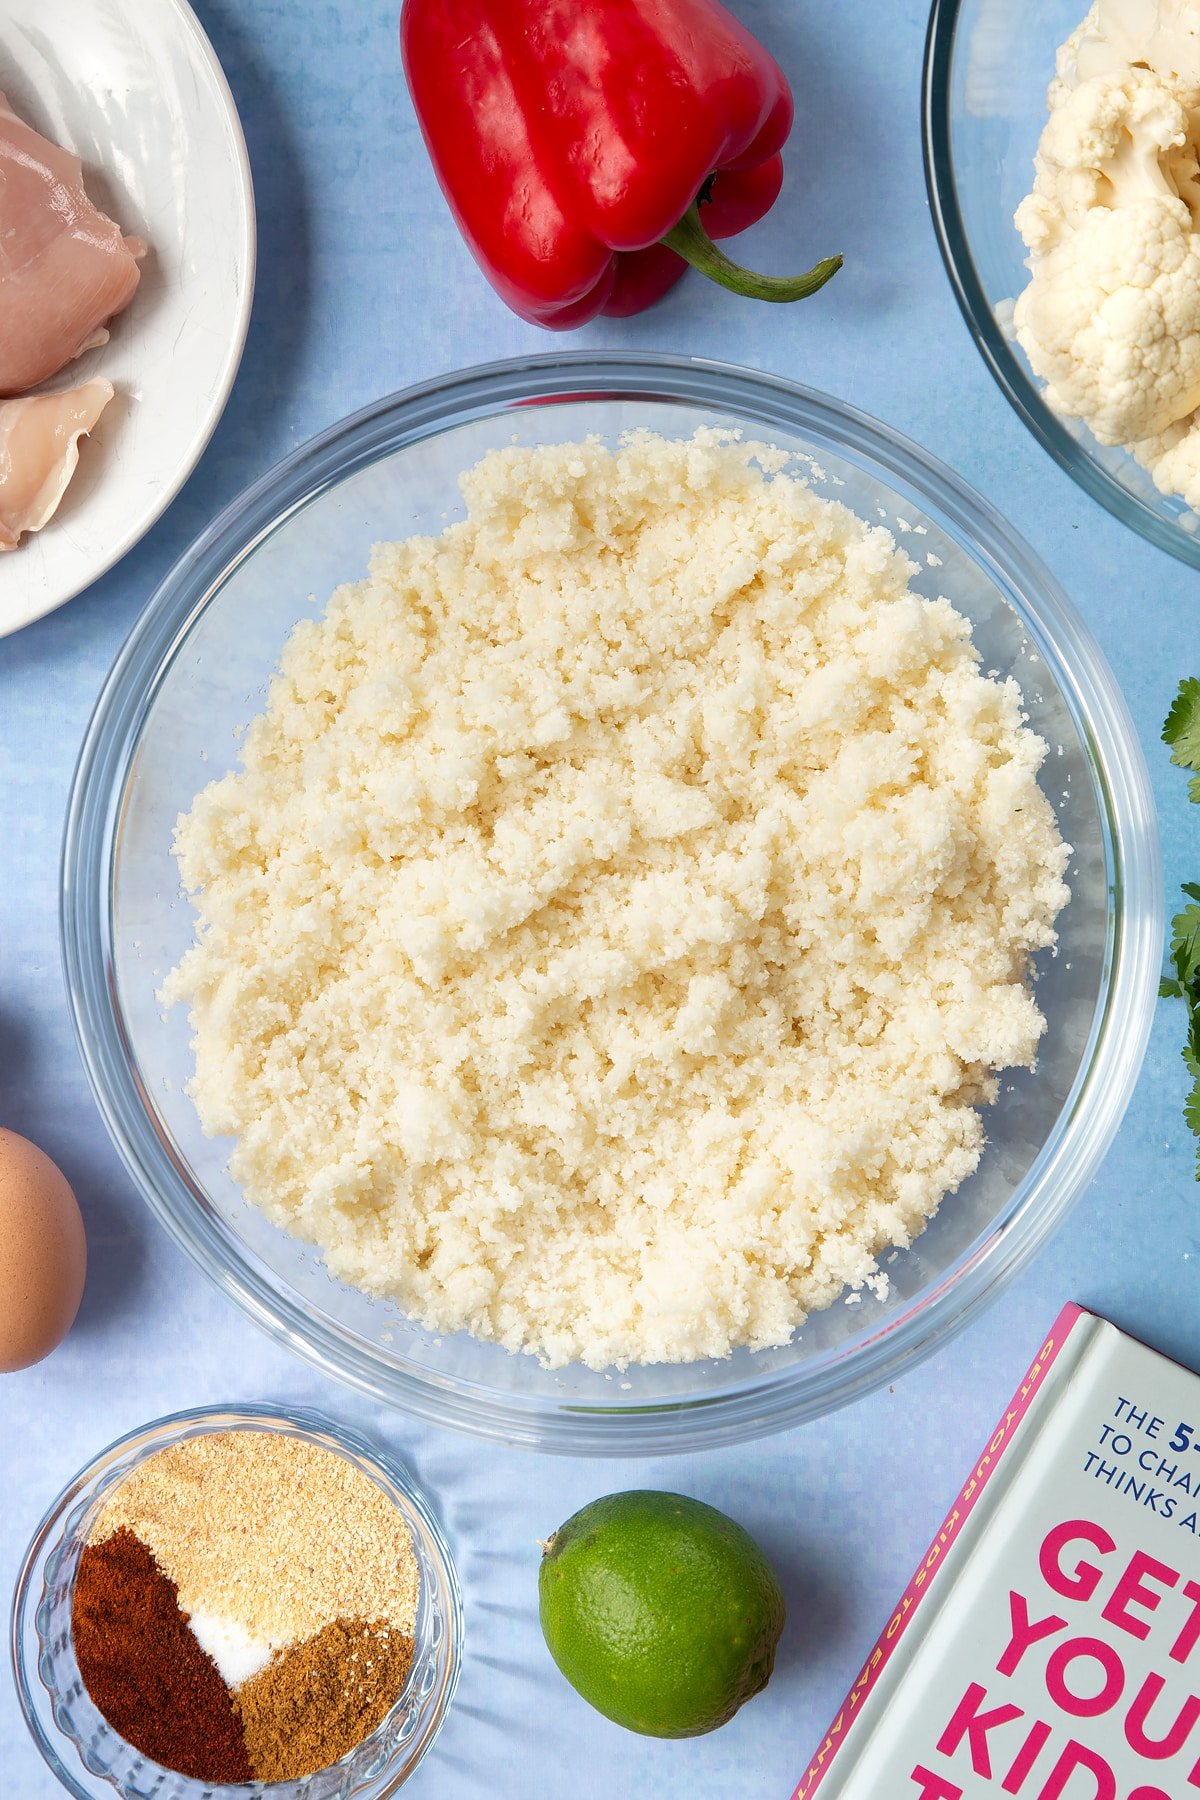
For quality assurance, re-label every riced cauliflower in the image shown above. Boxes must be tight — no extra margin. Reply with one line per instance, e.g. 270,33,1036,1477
1015,0,1200,507
162,435,1069,1372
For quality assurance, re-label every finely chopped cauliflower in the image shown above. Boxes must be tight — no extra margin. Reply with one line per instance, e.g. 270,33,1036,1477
1014,2,1200,507
162,434,1069,1371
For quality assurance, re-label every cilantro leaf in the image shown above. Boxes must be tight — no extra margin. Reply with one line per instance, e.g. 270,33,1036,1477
1161,680,1200,1179
1185,1084,1200,1134
1164,676,1200,769
1169,901,1200,986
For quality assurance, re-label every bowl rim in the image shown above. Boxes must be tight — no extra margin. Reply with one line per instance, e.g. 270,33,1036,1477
60,349,1163,1454
921,0,1200,569
9,1401,463,1800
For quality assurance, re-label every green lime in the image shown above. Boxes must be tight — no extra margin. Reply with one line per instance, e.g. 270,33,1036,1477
537,1489,785,1738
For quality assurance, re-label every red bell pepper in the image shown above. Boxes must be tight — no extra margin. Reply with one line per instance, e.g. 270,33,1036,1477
400,0,841,329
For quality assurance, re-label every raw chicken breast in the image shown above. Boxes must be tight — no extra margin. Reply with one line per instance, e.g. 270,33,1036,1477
0,378,113,550
0,92,144,395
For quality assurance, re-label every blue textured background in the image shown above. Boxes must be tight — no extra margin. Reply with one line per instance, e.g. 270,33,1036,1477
2,2,1196,1795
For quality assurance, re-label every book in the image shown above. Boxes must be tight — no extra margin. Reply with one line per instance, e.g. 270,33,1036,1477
793,1305,1200,1800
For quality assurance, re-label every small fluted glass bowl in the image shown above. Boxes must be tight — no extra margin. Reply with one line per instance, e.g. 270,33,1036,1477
10,1405,462,1800
61,351,1161,1453
924,0,1200,564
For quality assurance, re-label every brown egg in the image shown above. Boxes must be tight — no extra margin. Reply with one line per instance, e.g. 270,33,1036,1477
0,1128,87,1372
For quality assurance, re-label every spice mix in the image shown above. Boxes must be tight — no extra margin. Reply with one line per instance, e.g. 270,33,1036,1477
72,1429,420,1783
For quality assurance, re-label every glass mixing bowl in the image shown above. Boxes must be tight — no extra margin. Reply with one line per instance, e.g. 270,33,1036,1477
924,0,1200,565
61,351,1161,1454
10,1405,461,1800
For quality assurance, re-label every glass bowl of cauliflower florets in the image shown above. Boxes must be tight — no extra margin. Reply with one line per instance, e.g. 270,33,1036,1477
925,0,1200,563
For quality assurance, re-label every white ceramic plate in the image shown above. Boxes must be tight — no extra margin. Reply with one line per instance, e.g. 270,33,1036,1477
0,0,255,637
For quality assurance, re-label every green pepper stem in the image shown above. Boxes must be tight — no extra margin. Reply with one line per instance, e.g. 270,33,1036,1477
660,204,842,303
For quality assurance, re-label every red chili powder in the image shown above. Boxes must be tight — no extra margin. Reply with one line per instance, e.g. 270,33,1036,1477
71,1526,252,1782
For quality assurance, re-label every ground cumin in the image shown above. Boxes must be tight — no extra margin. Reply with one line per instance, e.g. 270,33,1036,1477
71,1527,251,1782
235,1615,415,1781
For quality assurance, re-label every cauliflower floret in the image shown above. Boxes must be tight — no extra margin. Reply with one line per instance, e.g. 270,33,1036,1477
1016,68,1193,254
1014,12,1200,506
1052,2,1200,90
1132,406,1200,504
1092,0,1200,89
1015,193,1200,442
